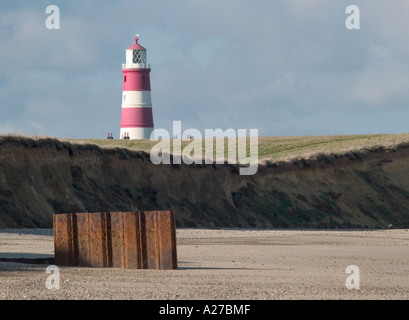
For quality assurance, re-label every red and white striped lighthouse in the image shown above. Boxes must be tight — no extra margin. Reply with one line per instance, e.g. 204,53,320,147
120,34,154,140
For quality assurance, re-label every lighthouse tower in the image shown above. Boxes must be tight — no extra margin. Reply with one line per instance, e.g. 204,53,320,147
120,34,154,140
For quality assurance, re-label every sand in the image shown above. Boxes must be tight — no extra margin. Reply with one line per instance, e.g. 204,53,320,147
0,228,408,300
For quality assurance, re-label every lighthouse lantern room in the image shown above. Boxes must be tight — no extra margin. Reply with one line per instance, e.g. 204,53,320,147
120,34,154,140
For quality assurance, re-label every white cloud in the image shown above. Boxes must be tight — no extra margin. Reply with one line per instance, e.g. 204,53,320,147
346,63,409,106
0,122,19,135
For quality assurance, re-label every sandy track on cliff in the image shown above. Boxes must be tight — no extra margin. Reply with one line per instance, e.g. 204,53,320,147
0,228,408,300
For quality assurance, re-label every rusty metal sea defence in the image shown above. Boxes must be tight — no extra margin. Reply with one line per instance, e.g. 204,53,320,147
53,211,177,269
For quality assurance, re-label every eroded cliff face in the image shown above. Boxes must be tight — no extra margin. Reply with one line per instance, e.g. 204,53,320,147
0,136,409,228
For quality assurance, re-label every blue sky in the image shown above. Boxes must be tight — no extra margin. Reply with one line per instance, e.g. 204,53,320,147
1,0,409,138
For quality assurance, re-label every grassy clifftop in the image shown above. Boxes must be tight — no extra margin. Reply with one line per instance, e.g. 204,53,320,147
64,133,409,162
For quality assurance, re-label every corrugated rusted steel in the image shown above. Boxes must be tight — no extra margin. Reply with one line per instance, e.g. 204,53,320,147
53,211,177,269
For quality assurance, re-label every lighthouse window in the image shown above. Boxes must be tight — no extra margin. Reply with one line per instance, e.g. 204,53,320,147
133,50,142,63
132,50,146,64
124,76,127,82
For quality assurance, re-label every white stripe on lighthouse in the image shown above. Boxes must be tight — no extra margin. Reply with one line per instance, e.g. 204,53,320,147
120,127,153,140
122,91,152,107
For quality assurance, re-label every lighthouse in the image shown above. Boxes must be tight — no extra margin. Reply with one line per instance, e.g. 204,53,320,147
120,34,154,140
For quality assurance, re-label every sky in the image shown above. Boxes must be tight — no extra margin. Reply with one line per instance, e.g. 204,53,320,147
1,0,409,139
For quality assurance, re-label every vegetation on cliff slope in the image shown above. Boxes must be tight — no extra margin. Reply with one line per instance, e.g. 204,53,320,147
1,133,409,229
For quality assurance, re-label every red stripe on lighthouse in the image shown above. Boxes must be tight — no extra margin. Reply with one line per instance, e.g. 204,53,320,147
122,69,151,91
120,108,154,128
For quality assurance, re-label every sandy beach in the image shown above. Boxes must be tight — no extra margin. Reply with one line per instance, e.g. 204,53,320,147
0,228,408,300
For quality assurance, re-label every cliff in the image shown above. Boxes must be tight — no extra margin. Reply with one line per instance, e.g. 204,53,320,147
1,136,409,229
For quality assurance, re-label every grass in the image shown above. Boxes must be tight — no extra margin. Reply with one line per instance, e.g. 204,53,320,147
62,133,409,163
